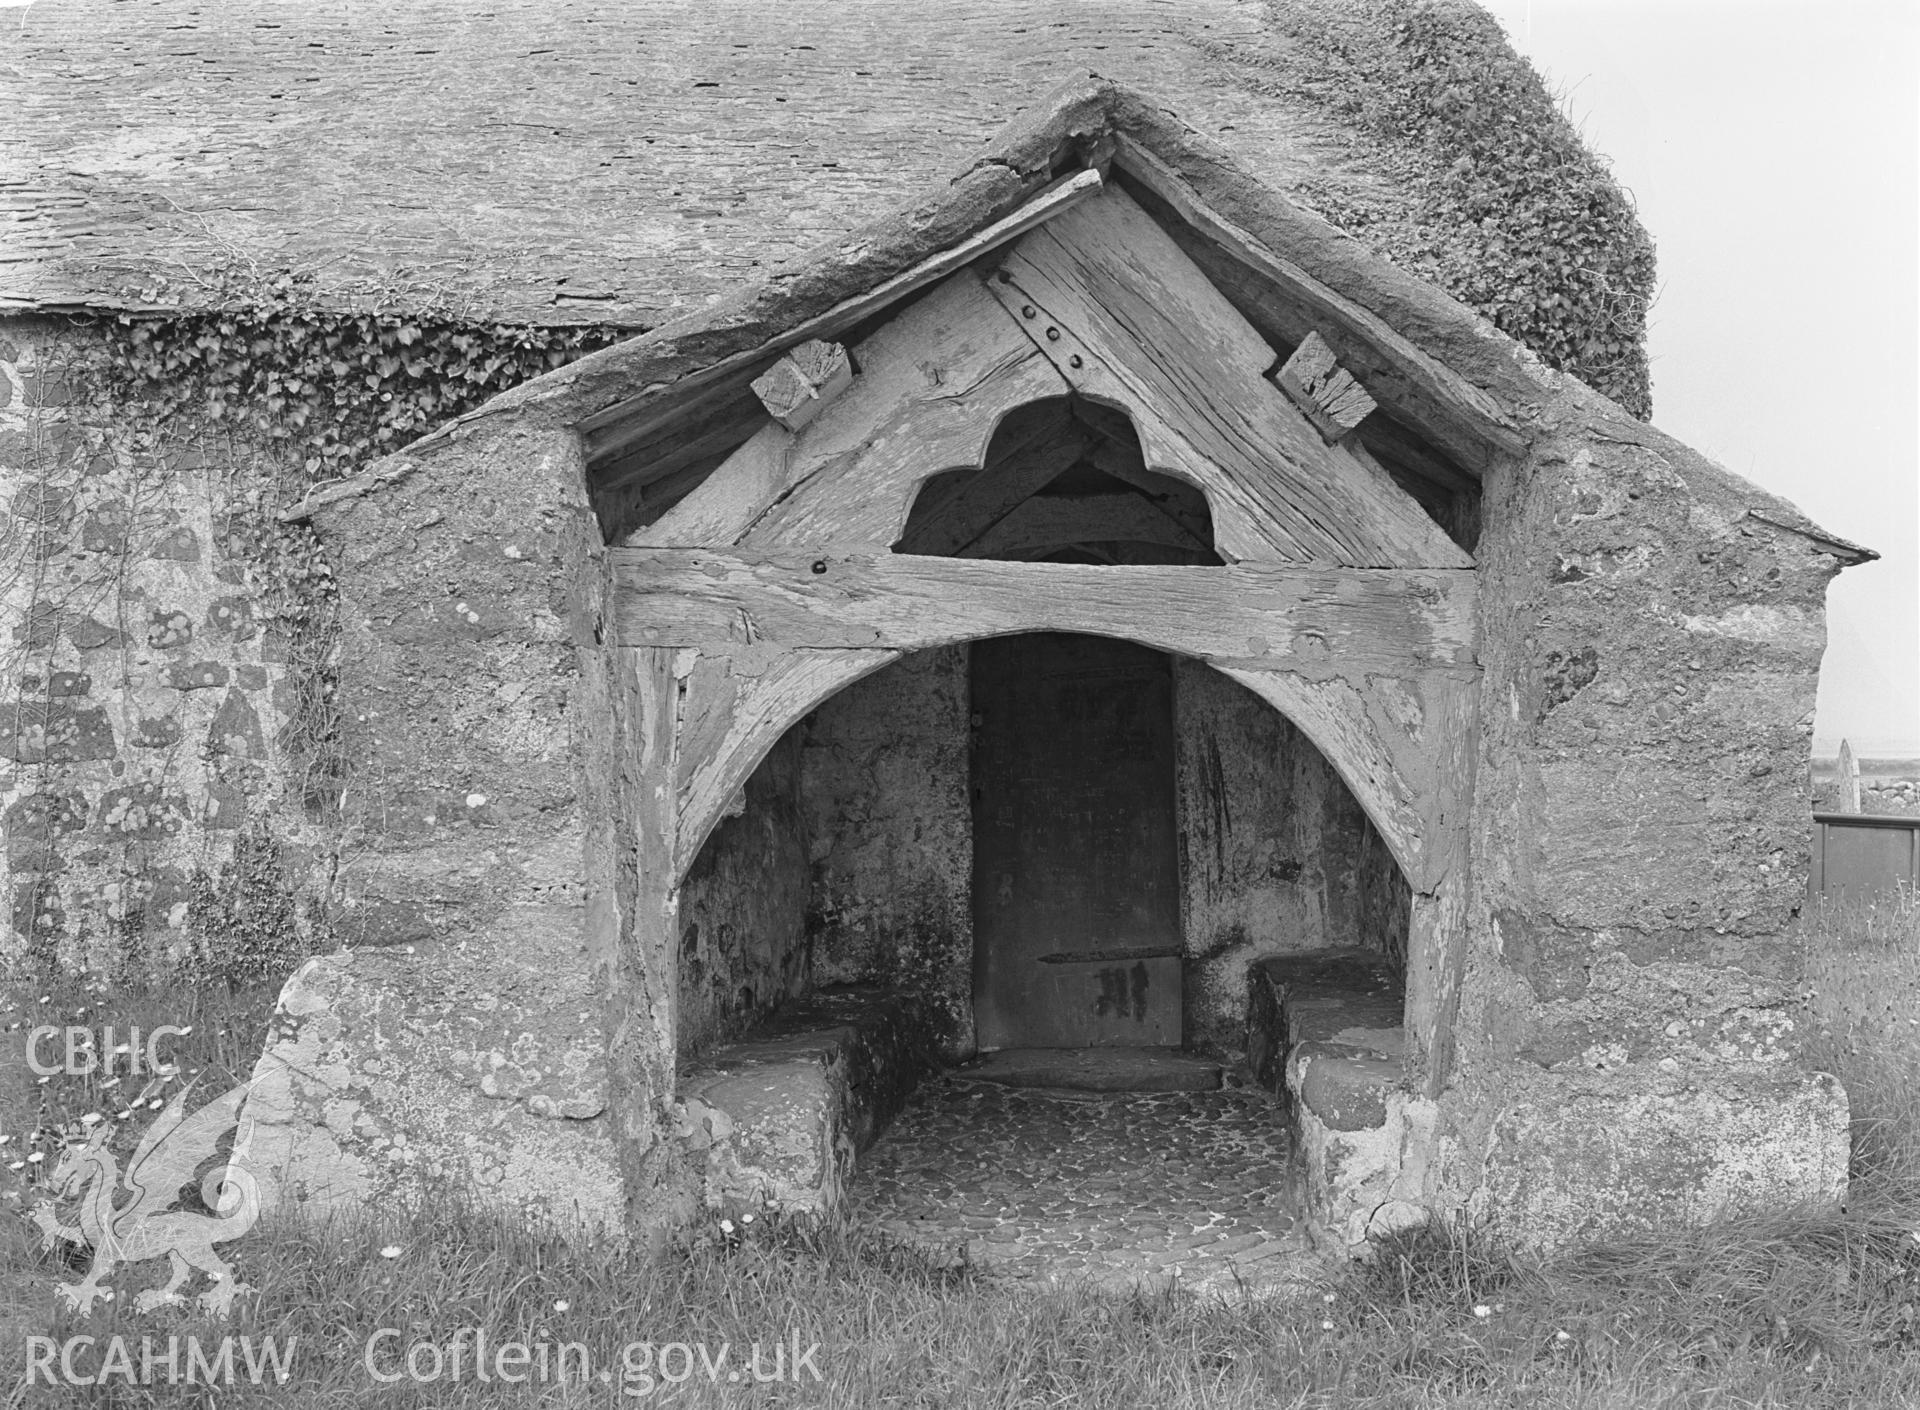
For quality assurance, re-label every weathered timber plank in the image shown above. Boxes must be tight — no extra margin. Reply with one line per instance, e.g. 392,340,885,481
633,459,730,521
581,169,1105,462
585,365,765,467
631,421,793,548
596,388,769,494
897,418,1085,555
622,646,684,1061
734,271,1070,548
1075,541,1216,566
989,187,1470,569
672,648,900,877
1401,668,1476,1095
1343,437,1465,554
610,548,1476,669
639,272,1067,548
672,651,744,811
1357,412,1477,497
961,492,1208,557
1110,138,1524,469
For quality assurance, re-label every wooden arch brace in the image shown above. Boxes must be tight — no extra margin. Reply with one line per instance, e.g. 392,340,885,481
661,646,1468,884
607,547,1476,878
622,634,1473,1095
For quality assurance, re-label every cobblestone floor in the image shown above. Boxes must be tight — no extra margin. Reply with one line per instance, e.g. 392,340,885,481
847,1071,1317,1297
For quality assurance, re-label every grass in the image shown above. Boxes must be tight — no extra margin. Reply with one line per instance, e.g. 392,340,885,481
0,1190,1911,1409
1,967,272,1160
1800,889,1920,1187
1,1184,1915,1407
0,890,1915,1407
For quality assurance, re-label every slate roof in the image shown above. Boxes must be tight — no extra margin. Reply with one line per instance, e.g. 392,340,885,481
270,72,1856,571
1,0,1395,325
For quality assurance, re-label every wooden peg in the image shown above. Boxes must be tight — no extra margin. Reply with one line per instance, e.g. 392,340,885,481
1272,330,1377,443
750,339,854,431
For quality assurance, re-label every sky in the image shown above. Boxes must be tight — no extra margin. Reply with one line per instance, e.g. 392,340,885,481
1480,0,1920,757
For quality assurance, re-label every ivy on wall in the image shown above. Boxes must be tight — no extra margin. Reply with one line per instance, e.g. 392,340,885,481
183,824,305,991
94,271,622,813
1258,0,1657,418
6,272,627,981
94,272,625,824
98,268,626,479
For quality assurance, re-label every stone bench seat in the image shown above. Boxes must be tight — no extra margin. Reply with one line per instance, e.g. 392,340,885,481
675,986,937,1216
1248,949,1421,1249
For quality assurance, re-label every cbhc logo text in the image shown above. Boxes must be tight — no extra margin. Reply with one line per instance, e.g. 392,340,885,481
26,1026,187,1077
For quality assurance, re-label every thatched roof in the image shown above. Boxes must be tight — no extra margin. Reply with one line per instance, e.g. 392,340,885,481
1,0,1403,324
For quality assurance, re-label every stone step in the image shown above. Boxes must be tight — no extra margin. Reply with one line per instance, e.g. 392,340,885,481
677,986,938,1216
1244,947,1412,1251
1247,947,1406,1108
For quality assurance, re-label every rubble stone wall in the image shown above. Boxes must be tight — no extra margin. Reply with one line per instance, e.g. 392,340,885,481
1812,776,1920,816
244,415,638,1234
798,647,975,1055
0,316,322,980
676,731,811,1061
1174,659,1409,1053
1441,380,1853,1247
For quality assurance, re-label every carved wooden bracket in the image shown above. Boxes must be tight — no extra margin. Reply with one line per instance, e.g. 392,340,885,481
1272,330,1377,444
750,339,854,431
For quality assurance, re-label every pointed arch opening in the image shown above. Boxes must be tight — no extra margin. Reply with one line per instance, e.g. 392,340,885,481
893,395,1223,567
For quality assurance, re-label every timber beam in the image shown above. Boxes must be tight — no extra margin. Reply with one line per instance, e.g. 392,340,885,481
580,169,1107,463
750,339,854,431
985,187,1471,569
609,548,1476,673
1274,330,1377,444
1109,137,1526,471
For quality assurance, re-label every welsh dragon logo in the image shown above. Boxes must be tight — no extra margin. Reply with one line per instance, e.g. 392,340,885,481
26,1078,266,1317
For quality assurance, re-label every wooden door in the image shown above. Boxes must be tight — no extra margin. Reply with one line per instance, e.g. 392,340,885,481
970,633,1182,1048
